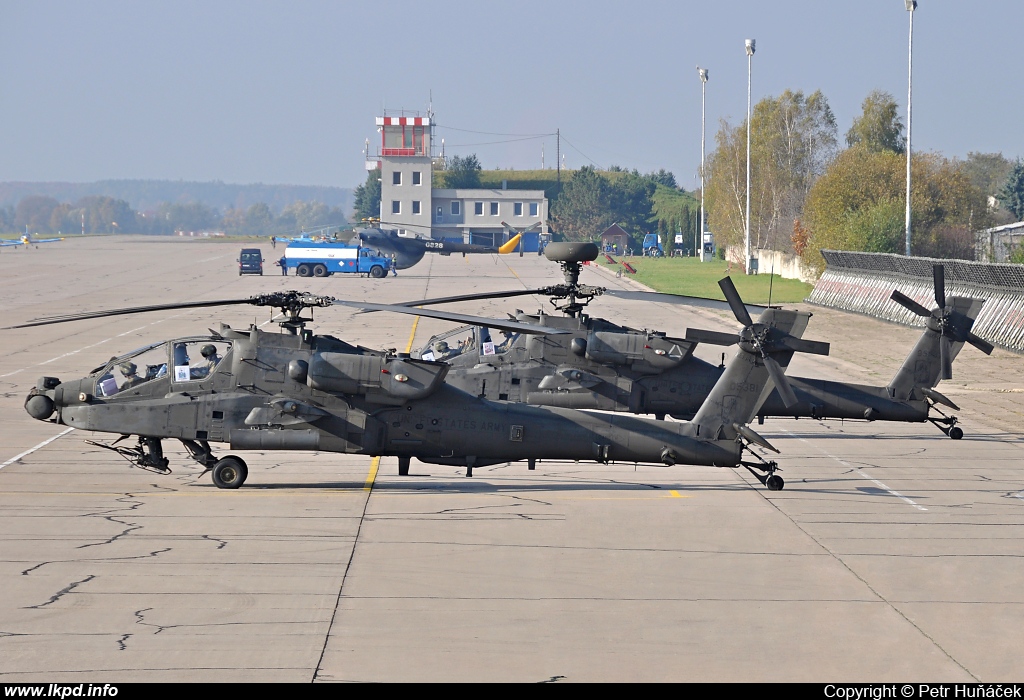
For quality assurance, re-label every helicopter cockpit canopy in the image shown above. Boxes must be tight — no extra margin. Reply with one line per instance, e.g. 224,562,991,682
416,326,520,363
94,338,231,397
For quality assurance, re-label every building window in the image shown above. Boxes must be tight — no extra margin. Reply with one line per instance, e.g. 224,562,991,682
391,200,401,215
436,205,442,222
490,202,499,216
412,200,421,215
412,171,421,185
451,201,461,216
530,202,539,217
474,201,483,216
514,202,523,216
392,171,402,186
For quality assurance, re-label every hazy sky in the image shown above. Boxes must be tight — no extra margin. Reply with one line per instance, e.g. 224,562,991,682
2,1,1020,190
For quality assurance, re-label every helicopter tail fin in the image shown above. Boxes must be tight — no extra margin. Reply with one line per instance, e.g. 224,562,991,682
887,296,985,400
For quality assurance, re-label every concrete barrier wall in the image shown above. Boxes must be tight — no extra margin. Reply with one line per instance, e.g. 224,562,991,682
807,250,1024,354
724,246,817,283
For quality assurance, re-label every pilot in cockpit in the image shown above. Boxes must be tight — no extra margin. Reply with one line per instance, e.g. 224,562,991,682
190,344,221,379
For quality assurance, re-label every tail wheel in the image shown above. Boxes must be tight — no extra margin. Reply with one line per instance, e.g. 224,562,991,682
313,264,328,278
212,456,248,489
296,264,312,278
369,265,385,279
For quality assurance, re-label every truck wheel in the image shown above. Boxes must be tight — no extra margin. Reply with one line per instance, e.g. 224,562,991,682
370,265,385,279
313,264,328,278
296,264,312,278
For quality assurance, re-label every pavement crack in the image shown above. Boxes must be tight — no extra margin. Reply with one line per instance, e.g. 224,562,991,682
116,634,131,651
202,534,228,550
22,547,172,576
24,574,95,609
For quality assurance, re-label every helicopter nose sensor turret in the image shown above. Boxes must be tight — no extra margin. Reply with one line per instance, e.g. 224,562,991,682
25,376,61,421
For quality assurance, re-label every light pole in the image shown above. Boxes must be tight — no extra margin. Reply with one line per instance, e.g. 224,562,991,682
744,38,755,275
904,0,917,257
698,66,708,261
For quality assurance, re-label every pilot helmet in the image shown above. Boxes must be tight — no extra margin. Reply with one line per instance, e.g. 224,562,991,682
200,344,218,359
433,341,449,352
119,362,137,376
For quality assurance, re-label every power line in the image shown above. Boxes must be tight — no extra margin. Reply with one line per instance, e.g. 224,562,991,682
558,135,602,169
444,134,552,148
437,125,555,138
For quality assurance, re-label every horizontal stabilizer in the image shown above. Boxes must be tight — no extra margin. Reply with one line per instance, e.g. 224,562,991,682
732,423,779,453
920,387,960,410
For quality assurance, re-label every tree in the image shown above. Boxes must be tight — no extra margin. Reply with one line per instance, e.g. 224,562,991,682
441,154,482,189
15,196,60,233
353,168,381,222
845,90,905,154
999,159,1024,221
550,166,616,241
705,89,838,255
646,169,677,188
961,152,1013,196
607,170,657,236
802,146,990,271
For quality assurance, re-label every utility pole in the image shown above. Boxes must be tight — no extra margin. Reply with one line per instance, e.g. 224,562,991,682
698,66,708,261
905,0,917,257
744,39,755,275
556,129,561,192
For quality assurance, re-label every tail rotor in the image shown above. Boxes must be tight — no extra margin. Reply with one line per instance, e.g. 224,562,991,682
889,264,993,380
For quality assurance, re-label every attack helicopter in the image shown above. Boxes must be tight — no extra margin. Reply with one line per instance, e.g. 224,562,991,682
11,280,830,491
400,243,991,439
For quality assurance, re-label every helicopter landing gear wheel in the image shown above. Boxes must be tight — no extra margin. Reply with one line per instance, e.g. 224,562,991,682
765,474,785,491
313,264,328,278
212,456,248,489
948,427,963,440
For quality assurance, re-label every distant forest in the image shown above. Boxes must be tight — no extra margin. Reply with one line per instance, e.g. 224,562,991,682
0,180,354,236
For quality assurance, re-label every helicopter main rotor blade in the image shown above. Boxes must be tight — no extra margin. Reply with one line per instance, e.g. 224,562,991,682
330,300,569,335
369,288,549,311
718,277,754,327
3,298,256,329
601,289,769,317
763,353,799,408
933,265,947,310
890,289,932,318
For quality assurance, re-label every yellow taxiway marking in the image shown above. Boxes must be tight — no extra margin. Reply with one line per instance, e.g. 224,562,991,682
669,490,690,498
362,316,420,491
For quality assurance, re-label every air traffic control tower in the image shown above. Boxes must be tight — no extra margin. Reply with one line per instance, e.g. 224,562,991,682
372,114,434,237
369,111,548,249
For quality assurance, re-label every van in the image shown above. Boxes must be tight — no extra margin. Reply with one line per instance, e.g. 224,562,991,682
238,248,264,276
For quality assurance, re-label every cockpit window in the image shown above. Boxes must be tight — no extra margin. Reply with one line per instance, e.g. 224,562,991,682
418,326,519,362
96,343,170,397
171,341,230,382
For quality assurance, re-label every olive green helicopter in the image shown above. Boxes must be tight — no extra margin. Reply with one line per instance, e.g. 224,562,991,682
398,243,991,440
12,281,827,491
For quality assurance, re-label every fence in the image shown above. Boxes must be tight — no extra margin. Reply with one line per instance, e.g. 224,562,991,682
806,250,1024,353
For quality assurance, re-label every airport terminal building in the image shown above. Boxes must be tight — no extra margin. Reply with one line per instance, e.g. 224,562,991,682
370,114,548,248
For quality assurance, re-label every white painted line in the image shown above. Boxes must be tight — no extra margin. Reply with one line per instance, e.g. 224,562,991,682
2,316,180,379
855,469,928,511
782,429,927,511
1,428,75,471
